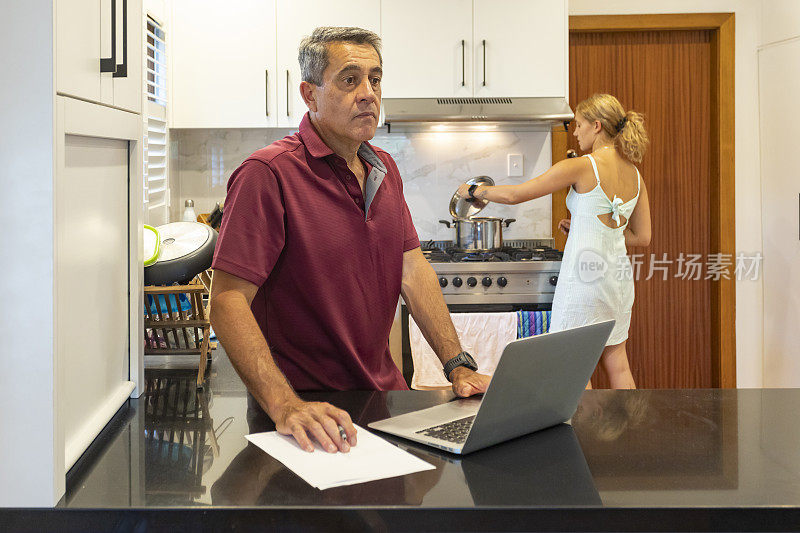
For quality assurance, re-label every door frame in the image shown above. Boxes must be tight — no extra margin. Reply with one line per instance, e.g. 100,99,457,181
552,13,736,388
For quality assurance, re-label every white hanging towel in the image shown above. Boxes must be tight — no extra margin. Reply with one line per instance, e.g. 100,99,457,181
408,312,518,390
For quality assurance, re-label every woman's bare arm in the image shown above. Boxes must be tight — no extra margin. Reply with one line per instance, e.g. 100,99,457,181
457,157,588,205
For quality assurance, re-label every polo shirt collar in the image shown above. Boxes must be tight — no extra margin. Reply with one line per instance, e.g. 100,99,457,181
298,113,335,159
298,113,386,174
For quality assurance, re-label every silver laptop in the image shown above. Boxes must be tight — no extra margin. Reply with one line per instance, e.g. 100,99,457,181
368,320,614,454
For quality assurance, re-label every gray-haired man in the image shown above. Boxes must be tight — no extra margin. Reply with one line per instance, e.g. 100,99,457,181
210,27,490,454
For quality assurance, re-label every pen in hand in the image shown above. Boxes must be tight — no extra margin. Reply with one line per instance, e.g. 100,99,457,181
338,425,351,452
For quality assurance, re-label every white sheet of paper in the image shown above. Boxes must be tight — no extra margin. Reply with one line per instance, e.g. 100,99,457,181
245,424,435,490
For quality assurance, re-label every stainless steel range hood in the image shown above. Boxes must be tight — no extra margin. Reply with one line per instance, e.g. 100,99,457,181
382,97,574,126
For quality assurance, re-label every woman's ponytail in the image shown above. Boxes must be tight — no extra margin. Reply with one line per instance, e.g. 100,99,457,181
575,94,649,163
615,110,649,163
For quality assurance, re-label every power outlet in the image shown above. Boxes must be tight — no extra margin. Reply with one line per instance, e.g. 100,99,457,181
507,154,523,177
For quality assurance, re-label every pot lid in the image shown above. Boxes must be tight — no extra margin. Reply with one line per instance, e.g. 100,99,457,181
449,176,495,219
153,222,212,262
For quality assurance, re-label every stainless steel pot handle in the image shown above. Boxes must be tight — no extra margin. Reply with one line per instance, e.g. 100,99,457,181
438,220,452,228
503,218,516,227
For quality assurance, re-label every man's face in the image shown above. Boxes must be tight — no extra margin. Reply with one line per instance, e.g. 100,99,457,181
307,42,382,144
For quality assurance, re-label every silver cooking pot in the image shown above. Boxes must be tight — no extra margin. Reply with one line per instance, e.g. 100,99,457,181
439,217,516,251
440,176,515,251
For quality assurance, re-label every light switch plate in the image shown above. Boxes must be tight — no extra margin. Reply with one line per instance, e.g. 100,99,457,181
507,154,523,177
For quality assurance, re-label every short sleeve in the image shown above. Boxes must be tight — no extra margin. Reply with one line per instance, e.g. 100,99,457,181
211,159,285,286
401,196,420,252
380,152,420,252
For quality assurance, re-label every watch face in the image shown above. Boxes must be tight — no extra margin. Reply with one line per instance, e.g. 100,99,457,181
462,352,478,370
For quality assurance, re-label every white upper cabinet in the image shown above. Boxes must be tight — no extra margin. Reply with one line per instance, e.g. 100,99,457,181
276,0,380,127
380,0,473,98
113,0,143,113
56,0,142,114
381,0,566,99
56,0,102,104
473,0,566,98
171,0,277,128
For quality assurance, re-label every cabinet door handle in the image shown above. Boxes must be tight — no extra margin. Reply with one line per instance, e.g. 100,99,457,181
461,40,465,87
100,0,116,72
265,69,269,117
286,70,290,117
482,39,486,86
113,0,128,78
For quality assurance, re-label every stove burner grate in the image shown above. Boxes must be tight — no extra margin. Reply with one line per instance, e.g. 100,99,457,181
422,242,563,263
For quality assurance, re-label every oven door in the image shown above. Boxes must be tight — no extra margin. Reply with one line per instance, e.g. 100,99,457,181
399,302,552,388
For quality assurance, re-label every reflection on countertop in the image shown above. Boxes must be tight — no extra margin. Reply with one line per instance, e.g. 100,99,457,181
61,350,800,518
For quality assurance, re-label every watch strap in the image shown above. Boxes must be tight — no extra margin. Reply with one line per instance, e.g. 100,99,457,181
443,351,478,381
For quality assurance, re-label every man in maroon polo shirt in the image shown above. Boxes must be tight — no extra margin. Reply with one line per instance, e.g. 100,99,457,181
209,27,490,454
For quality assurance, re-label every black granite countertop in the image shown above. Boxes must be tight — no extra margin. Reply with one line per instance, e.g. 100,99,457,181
7,360,800,531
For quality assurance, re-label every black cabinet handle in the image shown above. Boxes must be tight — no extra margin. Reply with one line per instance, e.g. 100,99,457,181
265,69,269,116
461,39,465,86
100,0,116,72
113,0,128,78
286,69,290,117
482,39,486,86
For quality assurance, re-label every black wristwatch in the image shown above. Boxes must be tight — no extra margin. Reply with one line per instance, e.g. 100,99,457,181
443,351,478,381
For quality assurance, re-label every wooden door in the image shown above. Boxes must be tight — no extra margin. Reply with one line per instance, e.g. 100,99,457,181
554,27,721,388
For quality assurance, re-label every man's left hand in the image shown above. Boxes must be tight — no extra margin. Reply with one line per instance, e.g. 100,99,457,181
449,367,491,397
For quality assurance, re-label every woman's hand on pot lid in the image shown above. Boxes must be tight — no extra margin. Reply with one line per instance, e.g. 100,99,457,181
457,183,488,208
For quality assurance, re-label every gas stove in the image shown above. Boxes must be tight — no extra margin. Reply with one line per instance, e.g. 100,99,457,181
420,239,563,305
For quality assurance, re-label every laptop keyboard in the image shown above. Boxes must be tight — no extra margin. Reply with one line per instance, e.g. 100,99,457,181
415,415,476,444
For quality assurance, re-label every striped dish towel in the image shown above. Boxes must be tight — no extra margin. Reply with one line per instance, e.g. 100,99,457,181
516,311,552,338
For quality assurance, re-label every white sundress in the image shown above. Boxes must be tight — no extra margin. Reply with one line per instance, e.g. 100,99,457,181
549,153,642,346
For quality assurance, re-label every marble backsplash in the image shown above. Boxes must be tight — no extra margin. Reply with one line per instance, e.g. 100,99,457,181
169,126,553,240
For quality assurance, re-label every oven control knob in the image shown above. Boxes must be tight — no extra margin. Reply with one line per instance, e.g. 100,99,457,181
439,277,448,288
482,277,492,287
549,275,559,286
466,277,477,287
497,277,508,287
452,277,463,287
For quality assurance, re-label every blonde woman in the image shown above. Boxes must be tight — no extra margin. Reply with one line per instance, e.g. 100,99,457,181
458,94,651,389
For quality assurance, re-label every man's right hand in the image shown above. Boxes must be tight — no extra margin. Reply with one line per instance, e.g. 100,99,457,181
270,397,357,453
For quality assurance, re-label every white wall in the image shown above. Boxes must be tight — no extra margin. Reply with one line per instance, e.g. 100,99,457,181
569,0,764,388
169,127,555,240
758,0,800,387
761,0,800,46
0,2,62,506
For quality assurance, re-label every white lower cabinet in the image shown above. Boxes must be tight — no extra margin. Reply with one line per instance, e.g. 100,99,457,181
56,96,143,471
